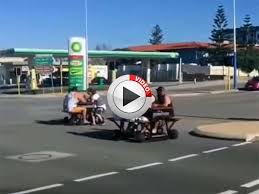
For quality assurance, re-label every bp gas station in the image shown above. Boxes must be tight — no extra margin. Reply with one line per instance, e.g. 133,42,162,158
0,37,179,92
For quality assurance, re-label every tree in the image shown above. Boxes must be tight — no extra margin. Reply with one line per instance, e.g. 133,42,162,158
95,43,112,51
149,24,163,45
90,43,112,66
238,48,259,73
238,15,259,73
210,5,228,44
209,5,230,66
242,14,253,46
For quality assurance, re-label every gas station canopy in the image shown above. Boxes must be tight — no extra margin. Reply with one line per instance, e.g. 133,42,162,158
0,48,179,59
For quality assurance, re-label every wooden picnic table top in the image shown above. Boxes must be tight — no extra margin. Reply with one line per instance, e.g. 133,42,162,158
77,103,95,108
151,106,173,112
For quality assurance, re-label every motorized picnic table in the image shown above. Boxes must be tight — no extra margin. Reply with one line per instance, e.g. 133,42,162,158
109,106,181,142
77,102,95,109
64,103,96,125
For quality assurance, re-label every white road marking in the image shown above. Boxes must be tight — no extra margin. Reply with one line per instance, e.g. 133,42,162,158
241,179,259,188
248,189,259,194
10,184,63,194
74,172,119,182
232,142,252,147
126,162,163,171
218,190,238,194
168,154,199,162
203,147,229,154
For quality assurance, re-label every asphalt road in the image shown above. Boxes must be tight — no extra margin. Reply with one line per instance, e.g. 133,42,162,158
0,91,259,194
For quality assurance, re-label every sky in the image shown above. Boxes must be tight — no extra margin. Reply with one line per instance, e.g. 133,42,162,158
0,0,259,50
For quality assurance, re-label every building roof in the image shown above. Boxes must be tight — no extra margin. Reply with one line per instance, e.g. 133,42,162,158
0,48,179,59
127,42,210,52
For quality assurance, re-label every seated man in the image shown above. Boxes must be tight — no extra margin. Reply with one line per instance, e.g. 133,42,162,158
67,87,89,124
143,86,174,134
152,86,174,116
144,86,174,119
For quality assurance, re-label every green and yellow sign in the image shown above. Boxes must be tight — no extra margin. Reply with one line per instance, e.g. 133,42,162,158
68,37,87,91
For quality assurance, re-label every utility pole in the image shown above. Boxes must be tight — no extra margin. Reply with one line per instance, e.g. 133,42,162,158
233,0,238,89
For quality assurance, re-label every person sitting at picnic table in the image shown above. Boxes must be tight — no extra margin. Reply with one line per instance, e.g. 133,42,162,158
66,87,90,124
152,86,174,116
144,86,174,118
87,88,106,125
142,86,174,134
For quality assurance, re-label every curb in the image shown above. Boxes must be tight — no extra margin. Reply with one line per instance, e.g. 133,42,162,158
209,89,239,95
171,90,240,98
171,93,204,97
0,90,241,99
193,121,259,142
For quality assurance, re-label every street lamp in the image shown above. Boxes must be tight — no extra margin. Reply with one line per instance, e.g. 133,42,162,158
85,0,89,89
233,0,238,89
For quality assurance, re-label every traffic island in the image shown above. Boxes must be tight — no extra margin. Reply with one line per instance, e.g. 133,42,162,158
193,121,259,142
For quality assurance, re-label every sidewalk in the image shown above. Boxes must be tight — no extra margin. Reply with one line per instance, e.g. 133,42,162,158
151,80,229,90
0,89,242,99
0,80,246,98
194,121,259,142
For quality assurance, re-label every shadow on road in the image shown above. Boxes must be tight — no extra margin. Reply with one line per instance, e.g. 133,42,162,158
67,130,117,141
228,118,259,121
35,119,65,125
67,129,170,143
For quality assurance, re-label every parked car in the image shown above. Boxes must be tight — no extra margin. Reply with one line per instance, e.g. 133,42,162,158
245,77,259,90
41,77,69,87
91,77,110,85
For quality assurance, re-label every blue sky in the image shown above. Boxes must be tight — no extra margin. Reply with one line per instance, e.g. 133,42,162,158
0,0,258,49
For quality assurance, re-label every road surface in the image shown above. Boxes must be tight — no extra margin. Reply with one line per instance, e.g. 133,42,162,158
0,91,259,194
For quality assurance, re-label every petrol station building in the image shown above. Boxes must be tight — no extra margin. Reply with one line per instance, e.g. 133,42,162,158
0,48,179,90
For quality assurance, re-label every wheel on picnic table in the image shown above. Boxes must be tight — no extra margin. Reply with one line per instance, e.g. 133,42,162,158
64,116,69,124
95,114,105,125
69,115,83,126
135,132,146,143
132,123,146,142
113,130,122,140
168,129,179,139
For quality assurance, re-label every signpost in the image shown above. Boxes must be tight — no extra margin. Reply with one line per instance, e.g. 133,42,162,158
33,54,54,93
68,37,87,91
15,67,21,95
33,56,53,66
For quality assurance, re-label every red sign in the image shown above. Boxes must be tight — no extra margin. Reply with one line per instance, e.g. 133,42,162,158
129,75,152,97
35,67,54,75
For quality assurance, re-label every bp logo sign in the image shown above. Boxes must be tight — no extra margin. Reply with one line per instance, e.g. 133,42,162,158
71,42,82,53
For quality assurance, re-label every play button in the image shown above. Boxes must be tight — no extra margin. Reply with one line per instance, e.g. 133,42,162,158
107,75,154,119
123,87,140,107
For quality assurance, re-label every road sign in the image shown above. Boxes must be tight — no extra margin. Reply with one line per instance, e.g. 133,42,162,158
35,66,54,74
33,55,54,66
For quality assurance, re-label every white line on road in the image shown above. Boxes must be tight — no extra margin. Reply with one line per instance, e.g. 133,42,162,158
126,162,163,171
168,154,199,162
232,142,252,147
10,184,63,194
74,172,119,182
203,147,229,154
241,179,259,188
248,189,259,194
218,190,238,194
